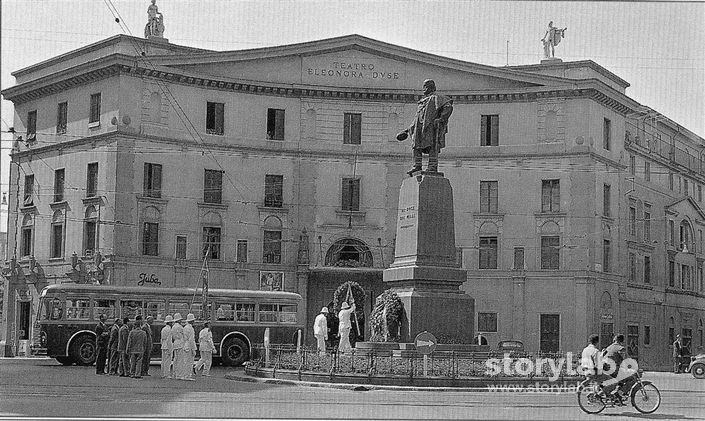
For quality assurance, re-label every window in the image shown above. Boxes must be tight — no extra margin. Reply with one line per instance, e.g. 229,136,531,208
669,173,674,191
258,304,279,323
175,236,187,259
669,259,675,287
644,162,650,182
204,169,223,204
699,185,703,202
86,162,98,197
627,325,639,358
480,181,498,213
643,209,651,242
479,237,498,269
701,230,704,254
20,214,33,258
684,179,690,196
83,206,98,256
629,253,636,282
342,177,360,211
120,299,143,318
343,113,361,144
168,302,202,320
669,220,675,246
629,155,635,175
206,101,224,135
603,239,610,272
235,303,255,321
603,184,611,217
56,102,67,134
66,298,91,320
541,180,560,212
215,303,234,321
263,230,282,264
541,236,560,269
266,108,285,140
644,255,651,284
143,163,162,198
54,168,65,202
669,327,675,344
202,227,221,260
481,115,499,146
89,93,101,124
23,175,34,206
682,328,693,351
144,301,166,321
142,222,159,256
93,299,115,319
603,117,611,150
264,175,283,207
644,326,651,345
629,207,636,236
236,239,248,263
477,312,498,332
513,247,525,270
26,110,37,140
51,211,64,259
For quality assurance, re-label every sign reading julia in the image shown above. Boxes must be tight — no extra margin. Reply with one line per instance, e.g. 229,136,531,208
302,54,406,87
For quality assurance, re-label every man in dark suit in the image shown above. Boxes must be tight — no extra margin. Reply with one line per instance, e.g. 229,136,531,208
141,316,154,376
94,314,110,375
126,316,148,379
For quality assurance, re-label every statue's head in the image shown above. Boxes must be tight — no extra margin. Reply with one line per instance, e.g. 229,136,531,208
548,21,554,27
422,79,436,95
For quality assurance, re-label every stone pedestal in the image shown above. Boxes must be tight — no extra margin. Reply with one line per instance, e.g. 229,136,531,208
383,173,474,343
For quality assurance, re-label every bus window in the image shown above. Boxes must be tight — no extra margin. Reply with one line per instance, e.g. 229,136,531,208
121,300,144,320
145,301,165,321
280,304,297,324
169,302,202,320
258,304,278,323
235,303,255,322
94,299,116,320
66,298,91,320
215,303,234,321
41,298,63,321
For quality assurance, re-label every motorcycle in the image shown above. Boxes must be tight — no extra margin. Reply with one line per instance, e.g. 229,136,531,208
577,369,661,414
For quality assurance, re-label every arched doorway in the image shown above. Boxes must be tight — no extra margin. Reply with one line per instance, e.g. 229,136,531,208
325,238,373,267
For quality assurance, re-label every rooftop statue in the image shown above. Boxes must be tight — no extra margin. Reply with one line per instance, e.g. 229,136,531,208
541,21,567,59
145,0,165,38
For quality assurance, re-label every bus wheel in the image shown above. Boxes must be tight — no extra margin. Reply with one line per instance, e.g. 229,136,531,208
222,338,249,366
55,356,74,366
71,335,96,366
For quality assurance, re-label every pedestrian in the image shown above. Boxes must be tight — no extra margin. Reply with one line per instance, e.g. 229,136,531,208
141,316,153,376
108,318,123,375
94,314,110,375
673,334,683,373
126,315,148,379
117,317,130,377
337,301,356,353
171,313,189,380
313,307,328,356
161,315,174,378
194,321,215,376
184,313,197,380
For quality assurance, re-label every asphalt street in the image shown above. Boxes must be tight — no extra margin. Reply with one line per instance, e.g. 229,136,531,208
0,358,704,420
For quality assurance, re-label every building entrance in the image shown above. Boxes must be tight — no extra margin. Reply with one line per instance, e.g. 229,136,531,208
540,314,560,353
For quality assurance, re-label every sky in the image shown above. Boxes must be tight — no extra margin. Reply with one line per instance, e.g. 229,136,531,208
1,0,704,232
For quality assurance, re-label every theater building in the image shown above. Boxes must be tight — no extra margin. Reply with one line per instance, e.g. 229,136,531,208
1,33,703,369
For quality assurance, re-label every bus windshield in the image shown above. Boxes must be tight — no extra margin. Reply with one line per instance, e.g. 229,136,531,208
39,297,64,321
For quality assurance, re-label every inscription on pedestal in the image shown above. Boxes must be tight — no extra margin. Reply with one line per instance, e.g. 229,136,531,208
399,205,417,230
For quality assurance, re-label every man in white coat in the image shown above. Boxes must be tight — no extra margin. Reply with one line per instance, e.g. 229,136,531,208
313,307,328,356
195,320,215,376
171,313,186,380
183,313,197,380
337,301,356,353
160,315,174,378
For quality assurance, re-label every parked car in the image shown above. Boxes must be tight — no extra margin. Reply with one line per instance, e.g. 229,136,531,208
497,340,526,357
688,353,705,379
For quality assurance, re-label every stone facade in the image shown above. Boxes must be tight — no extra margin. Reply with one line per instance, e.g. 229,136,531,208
1,34,703,369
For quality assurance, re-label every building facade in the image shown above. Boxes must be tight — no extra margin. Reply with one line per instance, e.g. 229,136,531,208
1,34,703,369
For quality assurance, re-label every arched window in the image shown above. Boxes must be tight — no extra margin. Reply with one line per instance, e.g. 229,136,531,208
20,214,34,257
51,209,65,258
680,220,694,252
325,238,373,267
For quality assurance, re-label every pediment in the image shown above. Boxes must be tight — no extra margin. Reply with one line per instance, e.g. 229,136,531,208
153,34,570,92
665,196,705,223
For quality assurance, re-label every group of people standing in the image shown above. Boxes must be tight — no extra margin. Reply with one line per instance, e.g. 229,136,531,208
94,312,215,380
313,301,357,355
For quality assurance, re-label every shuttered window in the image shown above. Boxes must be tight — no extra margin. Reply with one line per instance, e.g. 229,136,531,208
541,180,560,212
343,113,361,144
480,181,498,213
541,236,560,269
480,115,499,146
143,163,162,198
342,178,360,211
206,102,224,135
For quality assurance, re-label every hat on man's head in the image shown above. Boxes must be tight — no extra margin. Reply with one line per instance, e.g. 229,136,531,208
341,302,350,309
186,313,196,322
320,307,329,314
164,315,173,323
172,313,183,322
